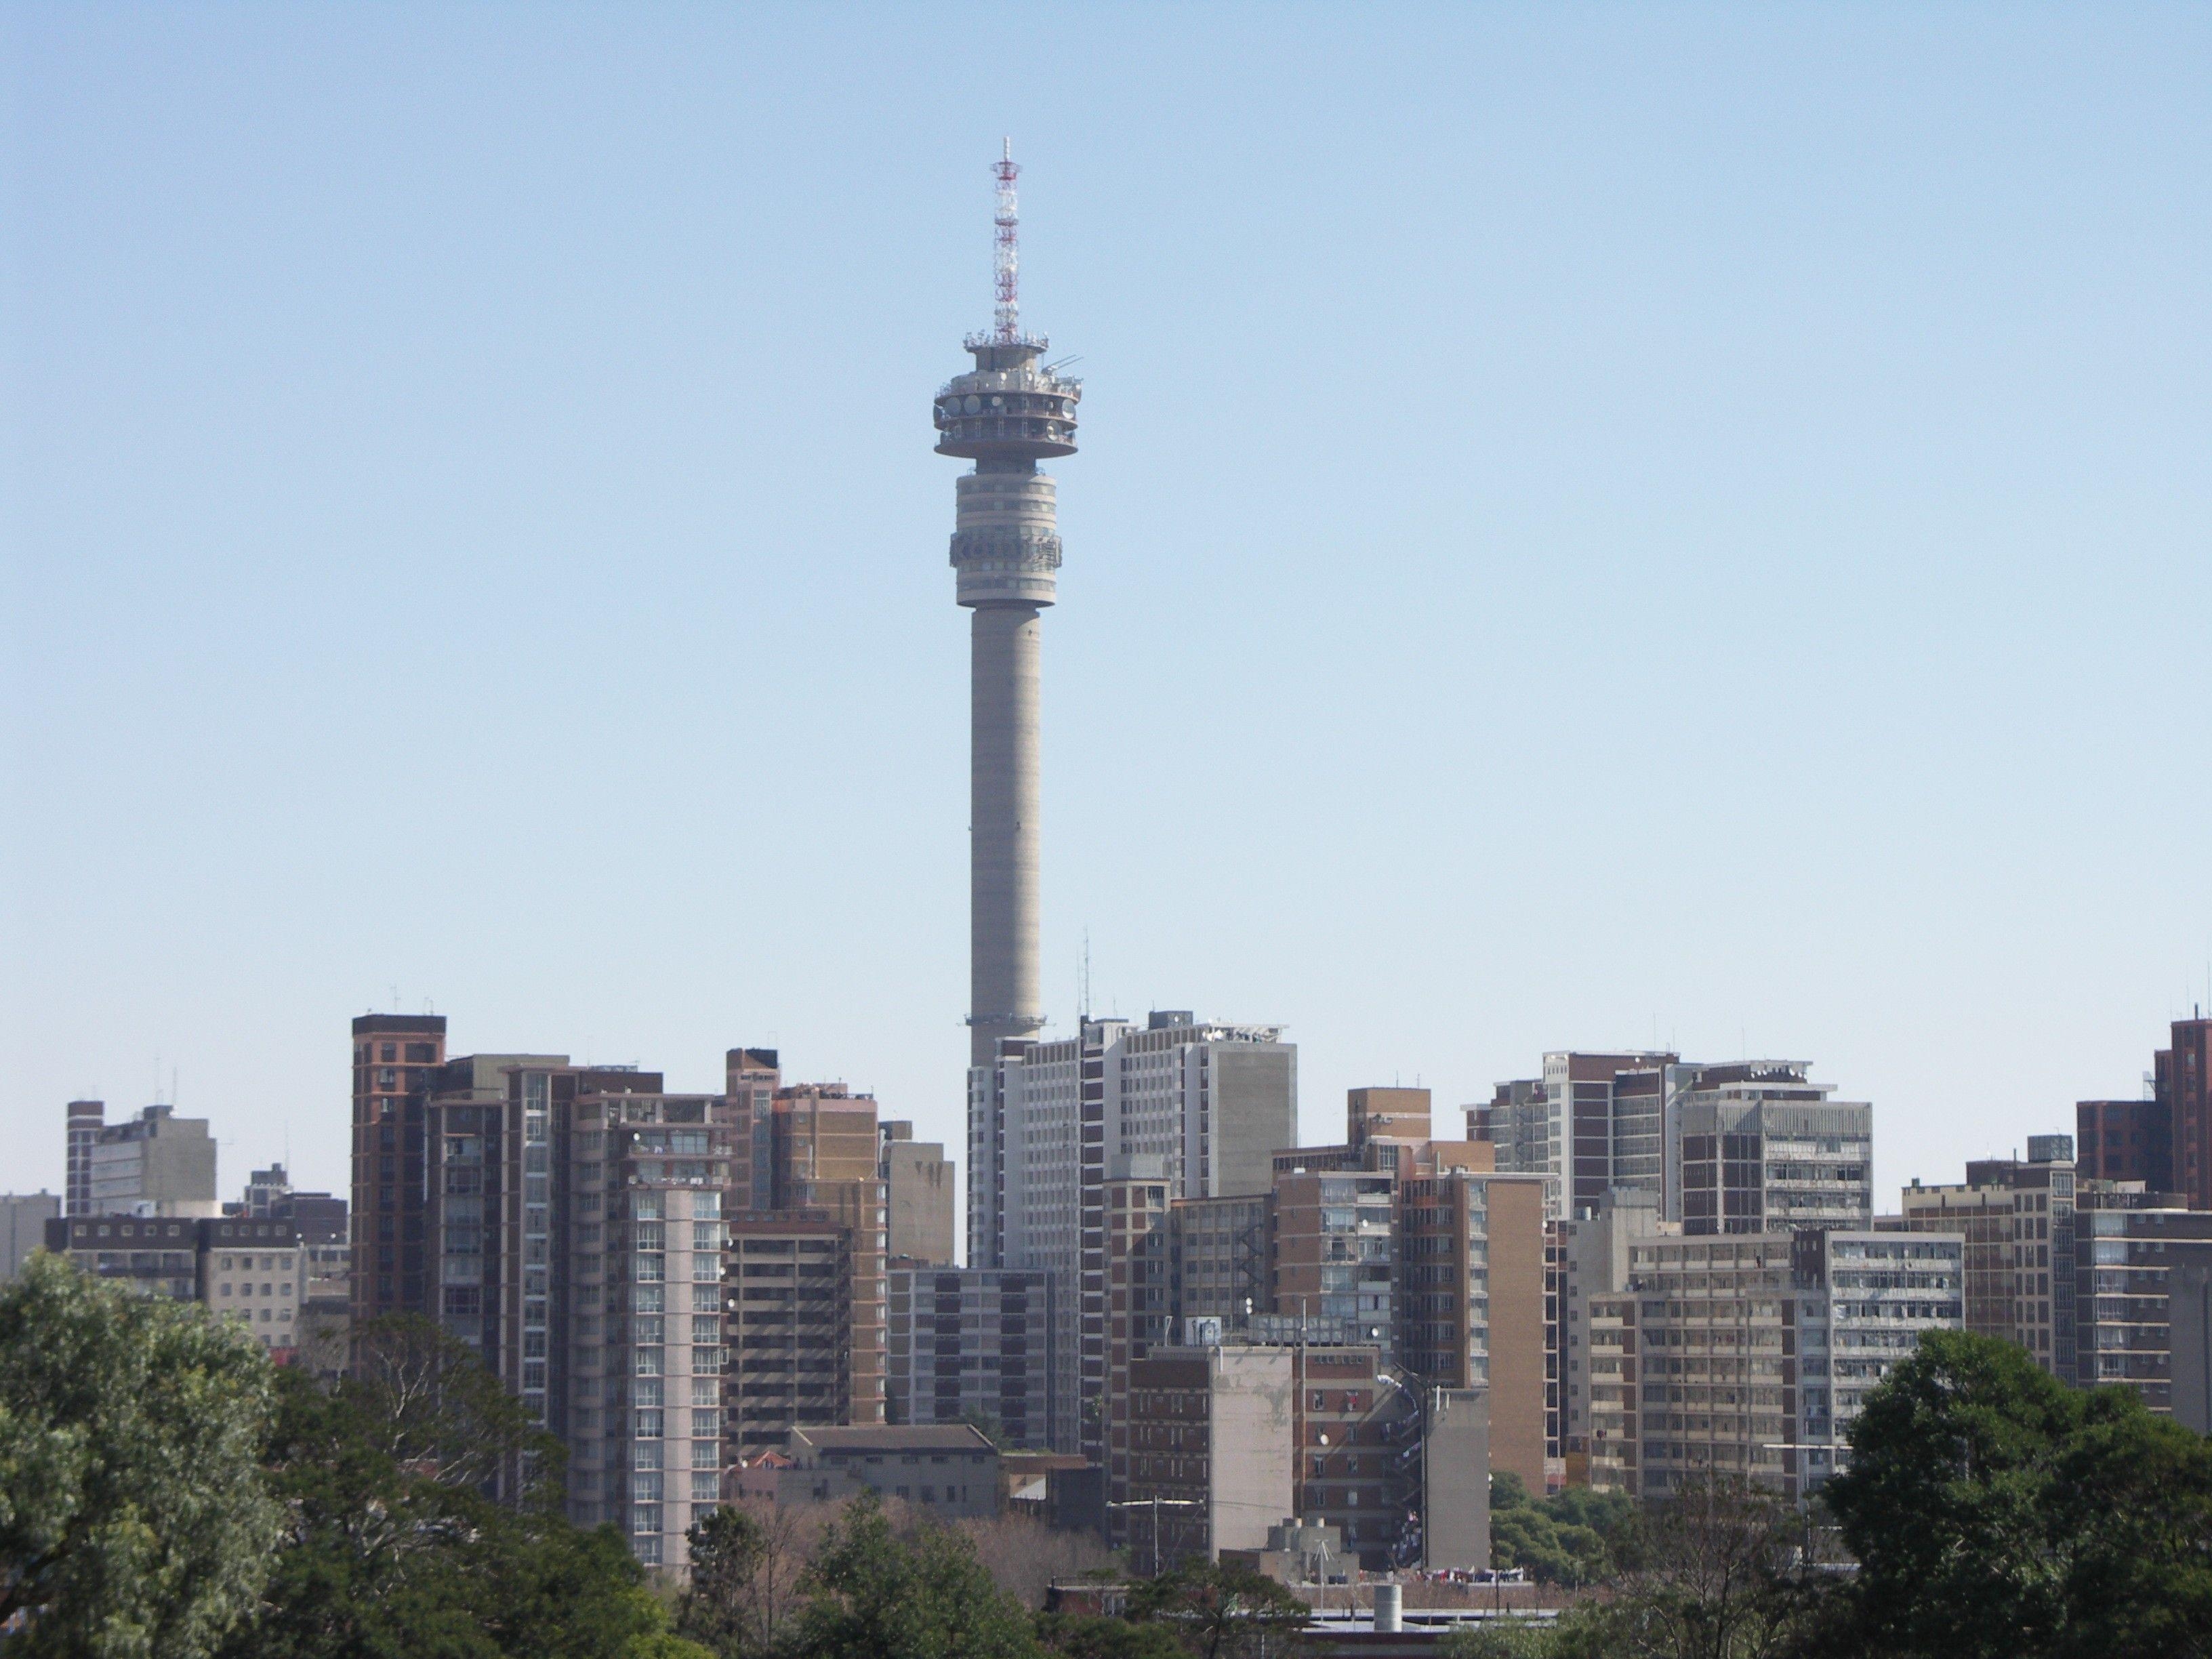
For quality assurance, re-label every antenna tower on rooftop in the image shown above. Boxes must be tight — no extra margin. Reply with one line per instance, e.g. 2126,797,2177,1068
993,139,1021,344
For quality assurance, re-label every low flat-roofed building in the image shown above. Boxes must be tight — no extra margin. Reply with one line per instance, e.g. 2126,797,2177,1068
43,1213,306,1353
775,1422,1000,1517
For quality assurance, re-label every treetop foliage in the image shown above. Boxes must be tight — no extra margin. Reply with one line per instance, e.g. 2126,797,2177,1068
0,1252,285,1659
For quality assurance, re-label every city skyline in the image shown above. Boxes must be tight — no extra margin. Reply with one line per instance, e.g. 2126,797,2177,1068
7,5,2211,1217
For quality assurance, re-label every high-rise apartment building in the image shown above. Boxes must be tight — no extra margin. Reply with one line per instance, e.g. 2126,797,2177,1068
1398,1168,1547,1493
1559,1188,1666,1477
564,1082,736,1565
2072,1204,2212,1408
1586,1229,1963,1500
975,1011,1294,1456
1664,1061,1872,1235
880,1122,956,1266
1890,1136,2077,1378
726,1212,854,1463
350,1013,449,1324
66,1100,102,1216
419,1052,586,1371
2159,1016,2212,1210
1271,1168,1399,1354
1124,1344,1296,1570
764,1082,886,1425
1473,1052,1676,1218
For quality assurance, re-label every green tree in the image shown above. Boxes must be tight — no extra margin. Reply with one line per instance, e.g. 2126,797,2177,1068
1124,1557,1309,1659
0,1252,285,1659
1559,1475,1828,1659
216,1319,708,1659
1437,1619,1561,1659
1485,1471,1625,1586
958,1409,1010,1450
1822,1328,2212,1659
792,1491,1042,1659
679,1503,823,1659
1033,1612,1187,1659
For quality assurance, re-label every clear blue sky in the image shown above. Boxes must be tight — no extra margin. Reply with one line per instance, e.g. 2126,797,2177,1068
5,5,2207,1219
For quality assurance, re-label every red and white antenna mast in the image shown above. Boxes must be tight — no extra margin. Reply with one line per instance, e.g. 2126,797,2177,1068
993,138,1021,344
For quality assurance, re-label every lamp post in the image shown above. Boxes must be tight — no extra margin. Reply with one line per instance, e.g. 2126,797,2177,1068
1107,1496,1204,1578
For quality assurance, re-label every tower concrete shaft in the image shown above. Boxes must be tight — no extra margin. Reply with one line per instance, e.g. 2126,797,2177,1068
934,159,1080,1072
939,346,1079,1067
969,601,1042,1065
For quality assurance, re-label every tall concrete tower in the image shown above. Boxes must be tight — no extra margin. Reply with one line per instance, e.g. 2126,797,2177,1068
935,145,1081,1069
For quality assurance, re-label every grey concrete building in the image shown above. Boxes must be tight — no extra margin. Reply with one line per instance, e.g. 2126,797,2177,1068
880,1122,956,1267
84,1104,218,1218
1663,1062,1872,1235
975,1011,1295,1458
1422,1387,1492,1572
2072,1205,2212,1411
1,1193,61,1281
1559,1187,1667,1472
1124,1344,1296,1570
886,1265,1056,1448
766,1423,1002,1517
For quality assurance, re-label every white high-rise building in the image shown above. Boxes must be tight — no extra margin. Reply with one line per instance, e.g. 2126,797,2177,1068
970,1011,1295,1455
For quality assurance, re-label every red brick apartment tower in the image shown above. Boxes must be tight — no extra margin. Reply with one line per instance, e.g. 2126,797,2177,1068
350,1013,447,1326
2167,1017,2212,1209
2077,1098,2173,1191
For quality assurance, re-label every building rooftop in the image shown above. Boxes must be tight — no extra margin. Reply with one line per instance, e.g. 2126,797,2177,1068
790,1425,996,1455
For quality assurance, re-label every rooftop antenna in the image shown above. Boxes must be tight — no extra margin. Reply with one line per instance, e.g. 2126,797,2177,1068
993,139,1020,344
1080,928,1092,1021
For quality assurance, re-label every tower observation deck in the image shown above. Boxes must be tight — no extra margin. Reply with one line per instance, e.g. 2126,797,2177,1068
937,144,1081,1071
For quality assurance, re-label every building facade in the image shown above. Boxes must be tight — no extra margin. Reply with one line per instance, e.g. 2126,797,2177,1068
2073,1204,2212,1409
1473,1052,1676,1218
1891,1136,2077,1378
881,1122,956,1266
82,1105,218,1218
975,1011,1295,1458
2160,1017,2212,1210
1665,1062,1872,1235
887,1264,1057,1448
1586,1229,1962,1500
66,1100,102,1216
349,1013,449,1326
43,1212,306,1352
1397,1167,1547,1494
1,1193,61,1280
2078,1097,2172,1191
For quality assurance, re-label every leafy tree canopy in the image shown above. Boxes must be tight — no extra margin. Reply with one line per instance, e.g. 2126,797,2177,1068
215,1315,708,1659
0,1252,285,1659
790,1491,1044,1659
1124,1556,1309,1659
1822,1328,2212,1659
1486,1470,1637,1586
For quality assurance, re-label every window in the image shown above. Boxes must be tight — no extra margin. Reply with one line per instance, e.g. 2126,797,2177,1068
692,1284,721,1313
634,1410,663,1439
691,1471,720,1502
693,1439,720,1467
